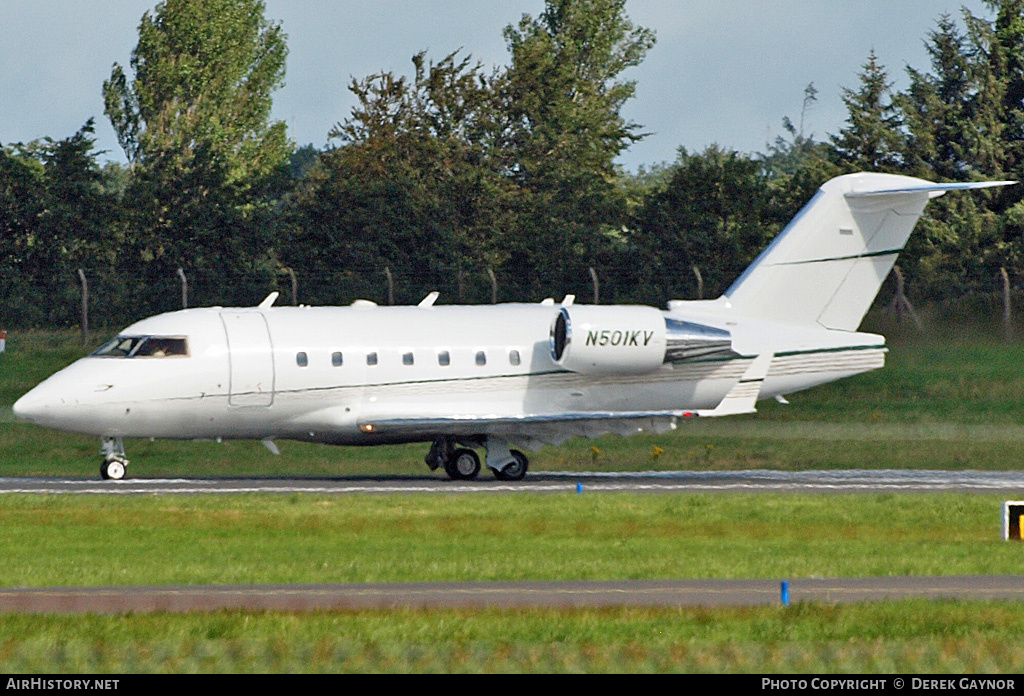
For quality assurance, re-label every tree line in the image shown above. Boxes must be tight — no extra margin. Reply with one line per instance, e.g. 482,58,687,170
3,0,1024,330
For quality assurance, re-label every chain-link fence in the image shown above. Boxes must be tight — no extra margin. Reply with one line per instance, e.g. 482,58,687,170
3,262,1022,340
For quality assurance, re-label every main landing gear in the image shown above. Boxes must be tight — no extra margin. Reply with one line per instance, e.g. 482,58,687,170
425,437,529,481
99,436,129,481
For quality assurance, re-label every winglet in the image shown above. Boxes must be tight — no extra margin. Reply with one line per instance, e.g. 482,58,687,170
418,291,440,308
258,292,279,309
697,353,773,417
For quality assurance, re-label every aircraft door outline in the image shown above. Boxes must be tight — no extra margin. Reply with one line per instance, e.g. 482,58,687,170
220,311,275,407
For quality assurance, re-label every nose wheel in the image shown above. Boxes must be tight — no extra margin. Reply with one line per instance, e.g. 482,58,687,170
99,437,129,480
101,455,128,480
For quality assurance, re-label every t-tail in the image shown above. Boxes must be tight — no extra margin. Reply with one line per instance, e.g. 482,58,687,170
724,172,1014,330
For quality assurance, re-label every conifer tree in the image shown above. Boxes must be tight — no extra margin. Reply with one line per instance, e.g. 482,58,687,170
831,51,904,171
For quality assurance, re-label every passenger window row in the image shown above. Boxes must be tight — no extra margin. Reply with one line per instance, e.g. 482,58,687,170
295,349,522,368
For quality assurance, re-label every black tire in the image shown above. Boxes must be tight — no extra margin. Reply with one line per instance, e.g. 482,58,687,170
101,458,126,481
493,450,529,481
444,448,481,480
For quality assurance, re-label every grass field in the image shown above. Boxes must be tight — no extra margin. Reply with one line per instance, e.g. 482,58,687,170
3,602,1024,673
3,321,1024,673
1,493,1024,672
2,493,1021,586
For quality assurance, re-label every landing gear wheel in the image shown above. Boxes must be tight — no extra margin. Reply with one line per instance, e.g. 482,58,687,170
444,448,481,480
493,449,529,481
99,437,128,481
101,457,127,481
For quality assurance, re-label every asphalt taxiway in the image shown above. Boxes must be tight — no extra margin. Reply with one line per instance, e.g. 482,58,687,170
2,469,1024,495
1,576,1023,613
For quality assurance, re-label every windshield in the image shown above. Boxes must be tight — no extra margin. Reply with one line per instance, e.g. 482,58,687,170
91,335,189,358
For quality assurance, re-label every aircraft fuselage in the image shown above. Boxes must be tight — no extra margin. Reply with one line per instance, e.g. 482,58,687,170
14,301,884,448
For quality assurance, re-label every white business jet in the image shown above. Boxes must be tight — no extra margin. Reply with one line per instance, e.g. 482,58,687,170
13,173,1013,481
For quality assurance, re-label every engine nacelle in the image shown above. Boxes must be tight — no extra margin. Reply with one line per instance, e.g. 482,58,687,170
549,305,667,375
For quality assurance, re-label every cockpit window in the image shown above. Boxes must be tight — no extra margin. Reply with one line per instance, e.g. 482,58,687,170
134,337,189,357
91,335,189,358
91,336,143,357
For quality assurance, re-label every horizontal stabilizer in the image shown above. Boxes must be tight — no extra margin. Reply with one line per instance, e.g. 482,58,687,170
845,180,1015,199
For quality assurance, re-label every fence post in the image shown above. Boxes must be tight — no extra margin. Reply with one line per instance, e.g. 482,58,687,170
692,264,704,300
286,267,298,306
384,266,395,306
1001,267,1012,339
888,265,925,333
589,267,600,305
486,268,498,304
177,268,188,309
77,269,89,347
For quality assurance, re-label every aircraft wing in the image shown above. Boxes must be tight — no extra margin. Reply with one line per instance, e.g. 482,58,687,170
359,352,777,450
360,410,697,451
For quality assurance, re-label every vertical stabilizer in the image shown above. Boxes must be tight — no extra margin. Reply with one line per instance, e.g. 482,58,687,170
723,173,1012,331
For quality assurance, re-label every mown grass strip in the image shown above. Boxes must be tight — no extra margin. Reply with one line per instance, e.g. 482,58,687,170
0,493,1020,587
1,602,1024,673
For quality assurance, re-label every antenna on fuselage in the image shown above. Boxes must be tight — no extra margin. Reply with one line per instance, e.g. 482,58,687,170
258,292,279,309
418,291,440,308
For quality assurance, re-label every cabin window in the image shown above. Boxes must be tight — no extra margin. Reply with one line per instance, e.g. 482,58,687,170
296,352,308,367
91,335,189,358
438,350,450,366
332,352,343,367
509,349,521,366
476,350,487,366
403,351,414,366
367,352,378,366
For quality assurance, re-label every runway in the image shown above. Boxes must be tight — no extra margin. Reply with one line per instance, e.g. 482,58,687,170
2,469,1024,495
1,576,1023,613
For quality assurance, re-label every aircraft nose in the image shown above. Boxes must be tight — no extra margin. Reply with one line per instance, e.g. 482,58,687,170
11,359,124,436
13,388,48,424
12,376,76,427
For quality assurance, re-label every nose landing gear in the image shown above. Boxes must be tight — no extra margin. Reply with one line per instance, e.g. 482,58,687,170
99,437,129,480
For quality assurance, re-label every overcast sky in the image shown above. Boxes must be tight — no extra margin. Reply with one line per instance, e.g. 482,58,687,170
0,0,993,171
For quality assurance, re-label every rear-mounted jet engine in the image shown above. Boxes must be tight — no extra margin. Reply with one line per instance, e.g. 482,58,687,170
549,306,736,376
